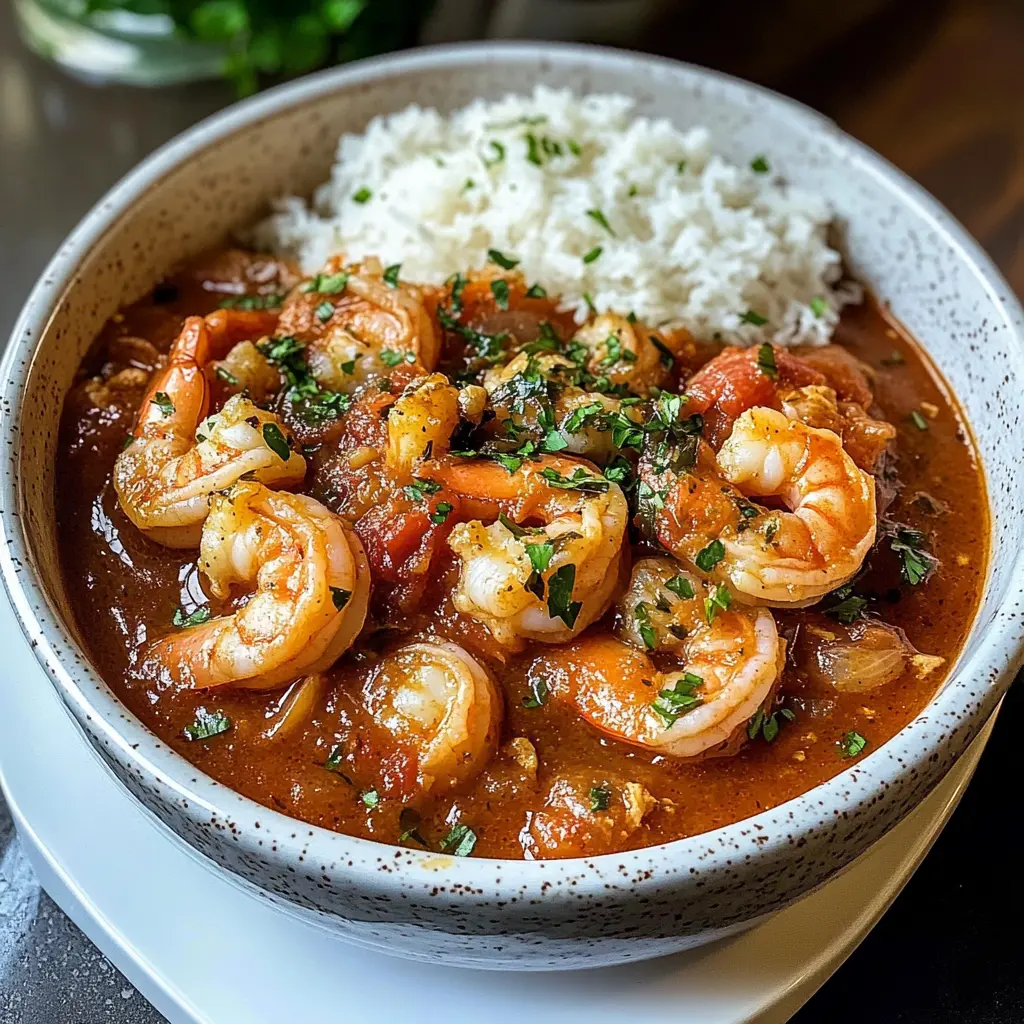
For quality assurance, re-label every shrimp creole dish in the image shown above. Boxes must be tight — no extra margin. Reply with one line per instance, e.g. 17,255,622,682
57,89,987,861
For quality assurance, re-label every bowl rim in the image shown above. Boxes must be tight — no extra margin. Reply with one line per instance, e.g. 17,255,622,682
3,40,1023,894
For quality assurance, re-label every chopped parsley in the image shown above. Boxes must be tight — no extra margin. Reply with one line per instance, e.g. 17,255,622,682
582,246,603,264
481,139,506,168
910,409,929,431
315,300,334,322
809,296,827,318
383,263,402,288
487,248,519,270
439,823,477,857
323,745,351,780
398,807,427,847
302,271,348,294
739,309,769,327
490,279,510,311
651,673,704,726
152,391,174,418
589,785,612,812
546,563,581,628
585,208,616,236
429,501,454,525
261,422,291,462
695,539,725,573
634,602,657,650
839,730,868,758
824,584,869,624
172,606,211,628
650,334,675,369
352,187,372,203
526,539,555,574
522,676,549,709
750,155,770,173
889,526,937,586
381,349,415,367
214,365,240,386
539,466,610,493
183,707,231,742
330,587,351,610
360,789,380,809
757,342,778,380
665,574,695,600
525,282,547,299
748,705,795,743
403,477,442,503
704,584,731,624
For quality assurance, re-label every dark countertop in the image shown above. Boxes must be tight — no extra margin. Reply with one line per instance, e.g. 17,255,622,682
1,2,1021,1021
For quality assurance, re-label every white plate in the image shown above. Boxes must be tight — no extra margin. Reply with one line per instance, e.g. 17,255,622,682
0,592,996,1023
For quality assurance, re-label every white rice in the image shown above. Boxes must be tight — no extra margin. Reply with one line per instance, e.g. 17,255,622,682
250,86,859,346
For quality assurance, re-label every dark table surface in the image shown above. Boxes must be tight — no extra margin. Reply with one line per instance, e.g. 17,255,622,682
1,0,1021,1020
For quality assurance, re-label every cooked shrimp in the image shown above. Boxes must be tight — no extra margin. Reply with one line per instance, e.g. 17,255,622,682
385,373,460,478
279,258,440,392
357,641,501,796
547,605,783,759
647,407,876,606
114,311,305,547
615,556,705,652
432,455,628,646
570,313,679,393
148,481,369,690
483,351,637,462
212,340,282,404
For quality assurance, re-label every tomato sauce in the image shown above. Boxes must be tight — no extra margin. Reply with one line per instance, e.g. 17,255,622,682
55,250,988,859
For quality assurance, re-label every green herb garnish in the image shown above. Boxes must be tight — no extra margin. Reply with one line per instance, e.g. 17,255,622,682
695,539,725,573
439,823,477,857
183,707,231,742
665,575,695,600
839,730,868,758
585,208,615,236
152,392,175,418
315,300,334,322
757,342,778,380
750,155,770,173
809,296,827,318
547,563,581,628
589,785,612,812
487,248,519,270
352,187,372,204
634,602,657,651
490,279,510,311
330,587,351,610
302,271,348,295
740,309,769,327
173,606,211,628
582,246,603,265
651,673,704,726
704,584,731,624
383,263,402,288
262,422,291,461
910,410,929,431
429,501,454,525
360,789,380,809
522,676,549,709
748,705,796,743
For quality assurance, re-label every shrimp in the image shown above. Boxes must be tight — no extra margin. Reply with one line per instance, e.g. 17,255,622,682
615,556,705,653
114,311,305,547
483,351,639,462
570,313,681,394
646,407,876,606
211,340,282,404
147,481,369,690
545,604,783,759
431,455,628,646
385,373,460,478
278,257,440,392
354,641,501,796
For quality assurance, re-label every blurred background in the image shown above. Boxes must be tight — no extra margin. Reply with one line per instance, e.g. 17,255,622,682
0,1,1021,1021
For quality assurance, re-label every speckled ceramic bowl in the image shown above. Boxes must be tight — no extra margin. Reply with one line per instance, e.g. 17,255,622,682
2,43,1022,970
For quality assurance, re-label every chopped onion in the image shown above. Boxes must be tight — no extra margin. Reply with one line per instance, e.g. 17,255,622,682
795,619,944,693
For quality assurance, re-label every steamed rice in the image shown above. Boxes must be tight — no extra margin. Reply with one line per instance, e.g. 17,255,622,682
250,86,859,346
